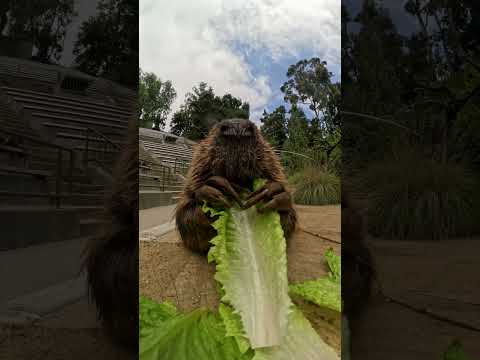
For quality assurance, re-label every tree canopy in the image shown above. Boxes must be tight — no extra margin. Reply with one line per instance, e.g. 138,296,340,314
1,0,77,63
171,82,249,141
73,0,138,88
260,58,341,172
139,70,176,130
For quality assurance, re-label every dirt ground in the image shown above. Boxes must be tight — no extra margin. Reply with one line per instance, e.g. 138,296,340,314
0,325,133,360
353,237,480,360
0,297,134,360
139,205,342,353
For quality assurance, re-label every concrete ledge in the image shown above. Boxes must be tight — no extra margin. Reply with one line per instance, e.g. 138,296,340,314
140,190,179,209
139,221,176,242
0,207,81,250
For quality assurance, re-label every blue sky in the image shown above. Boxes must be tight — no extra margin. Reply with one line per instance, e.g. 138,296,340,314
140,0,340,128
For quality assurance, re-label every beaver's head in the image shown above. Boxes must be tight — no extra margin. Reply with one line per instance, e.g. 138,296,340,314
207,118,264,186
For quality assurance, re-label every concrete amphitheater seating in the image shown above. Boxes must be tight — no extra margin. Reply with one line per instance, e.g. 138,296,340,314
139,128,194,209
0,56,134,250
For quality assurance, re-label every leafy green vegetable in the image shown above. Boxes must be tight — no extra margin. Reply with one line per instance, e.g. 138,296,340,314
253,307,339,360
289,278,341,312
443,340,471,360
325,248,341,283
219,303,251,354
139,295,178,339
139,297,253,360
204,203,292,348
289,249,341,312
139,178,340,359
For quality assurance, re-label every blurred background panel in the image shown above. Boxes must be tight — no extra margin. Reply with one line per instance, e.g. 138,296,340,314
0,0,138,359
342,0,480,359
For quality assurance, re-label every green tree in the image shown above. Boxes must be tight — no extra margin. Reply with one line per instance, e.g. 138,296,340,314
281,58,339,131
280,58,341,162
171,82,249,141
282,106,311,171
260,106,287,149
3,0,77,63
73,0,138,88
139,70,176,130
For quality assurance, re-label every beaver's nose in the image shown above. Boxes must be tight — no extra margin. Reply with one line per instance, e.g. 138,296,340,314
220,120,254,137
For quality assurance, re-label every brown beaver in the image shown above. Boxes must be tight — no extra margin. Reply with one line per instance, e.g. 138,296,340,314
175,118,297,253
341,192,375,357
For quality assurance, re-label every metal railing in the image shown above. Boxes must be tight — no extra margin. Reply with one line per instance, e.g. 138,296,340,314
83,126,121,171
172,157,191,175
140,160,177,192
0,127,74,208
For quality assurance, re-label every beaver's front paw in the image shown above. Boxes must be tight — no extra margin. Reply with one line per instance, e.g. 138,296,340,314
193,176,242,209
242,181,293,213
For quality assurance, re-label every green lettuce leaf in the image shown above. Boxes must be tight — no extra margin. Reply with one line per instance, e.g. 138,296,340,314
325,248,341,283
204,202,292,348
289,249,341,312
219,303,251,354
139,295,179,339
443,340,471,360
139,296,253,360
289,278,341,312
253,307,339,360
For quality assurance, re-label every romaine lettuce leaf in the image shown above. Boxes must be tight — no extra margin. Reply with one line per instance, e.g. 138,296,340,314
444,340,471,360
253,307,339,360
289,249,341,312
140,295,179,339
204,203,292,348
219,303,251,354
139,296,253,360
289,278,341,312
325,248,341,283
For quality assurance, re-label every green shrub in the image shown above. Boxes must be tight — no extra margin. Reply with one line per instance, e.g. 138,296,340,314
356,149,478,240
289,167,340,205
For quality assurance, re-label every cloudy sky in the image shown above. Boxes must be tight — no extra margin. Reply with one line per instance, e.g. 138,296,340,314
140,0,340,128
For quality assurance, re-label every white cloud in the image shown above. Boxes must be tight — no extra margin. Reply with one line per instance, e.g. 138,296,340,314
140,0,340,128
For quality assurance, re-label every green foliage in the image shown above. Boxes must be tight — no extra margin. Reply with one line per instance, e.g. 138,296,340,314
139,193,340,359
139,69,176,130
290,167,340,205
342,0,480,238
355,146,478,240
2,0,77,63
443,340,471,360
259,106,287,149
139,296,253,360
280,58,341,160
171,82,249,141
74,0,138,88
203,190,292,348
289,249,341,312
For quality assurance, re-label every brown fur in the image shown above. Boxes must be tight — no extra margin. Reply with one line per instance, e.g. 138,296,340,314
341,192,374,320
175,119,297,253
83,115,138,352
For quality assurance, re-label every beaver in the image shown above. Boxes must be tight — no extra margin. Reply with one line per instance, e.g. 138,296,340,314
341,192,375,357
83,116,138,352
175,118,297,253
